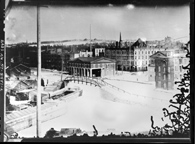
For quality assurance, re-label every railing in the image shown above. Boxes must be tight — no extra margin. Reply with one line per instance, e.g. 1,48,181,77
64,76,102,87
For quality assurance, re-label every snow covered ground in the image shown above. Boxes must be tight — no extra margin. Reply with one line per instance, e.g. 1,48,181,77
17,71,179,137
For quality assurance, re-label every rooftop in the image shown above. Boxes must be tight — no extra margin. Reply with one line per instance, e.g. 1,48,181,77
69,57,116,63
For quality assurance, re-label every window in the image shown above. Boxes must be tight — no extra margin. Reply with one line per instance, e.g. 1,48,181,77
180,66,182,72
135,56,136,59
164,74,166,80
164,82,166,89
138,56,140,59
148,51,150,54
168,67,171,72
175,74,179,79
168,74,171,80
163,67,166,72
158,81,161,88
179,59,182,64
145,56,147,59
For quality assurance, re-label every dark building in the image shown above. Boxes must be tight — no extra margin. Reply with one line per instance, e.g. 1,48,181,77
105,33,134,71
151,49,188,90
67,57,116,77
105,47,134,71
151,51,175,90
42,51,62,70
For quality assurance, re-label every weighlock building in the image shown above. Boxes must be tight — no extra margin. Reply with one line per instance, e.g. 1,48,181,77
67,57,116,77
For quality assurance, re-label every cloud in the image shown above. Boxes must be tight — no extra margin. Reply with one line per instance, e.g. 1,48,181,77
6,16,17,29
126,4,135,10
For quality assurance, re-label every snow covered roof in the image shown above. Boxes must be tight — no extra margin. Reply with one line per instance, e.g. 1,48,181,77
69,57,116,63
7,63,31,77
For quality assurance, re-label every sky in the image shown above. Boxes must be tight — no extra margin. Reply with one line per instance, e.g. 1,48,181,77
5,4,190,44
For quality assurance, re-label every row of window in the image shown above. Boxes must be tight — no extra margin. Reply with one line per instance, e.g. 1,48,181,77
68,63,115,69
156,65,183,73
135,56,149,60
134,61,148,65
92,63,115,69
156,81,173,89
106,50,131,55
134,50,158,55
69,63,90,68
156,73,183,81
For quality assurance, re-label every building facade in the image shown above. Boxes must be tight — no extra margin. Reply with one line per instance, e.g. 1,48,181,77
79,50,93,57
93,48,105,57
133,37,184,71
67,57,116,77
150,48,188,90
105,48,134,71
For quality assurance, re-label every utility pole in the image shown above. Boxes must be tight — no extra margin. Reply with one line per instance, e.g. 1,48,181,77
36,3,42,137
61,48,64,81
90,24,92,52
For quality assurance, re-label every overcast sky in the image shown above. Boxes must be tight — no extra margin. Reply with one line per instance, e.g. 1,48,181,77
5,4,190,44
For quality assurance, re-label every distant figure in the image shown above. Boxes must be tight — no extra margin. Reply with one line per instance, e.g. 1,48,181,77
47,79,49,86
44,128,57,138
11,132,18,138
92,125,98,136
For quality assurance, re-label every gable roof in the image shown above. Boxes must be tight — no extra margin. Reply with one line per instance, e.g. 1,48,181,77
150,51,168,59
132,38,147,48
7,63,31,76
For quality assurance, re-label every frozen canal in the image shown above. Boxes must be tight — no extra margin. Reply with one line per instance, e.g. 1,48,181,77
17,76,177,137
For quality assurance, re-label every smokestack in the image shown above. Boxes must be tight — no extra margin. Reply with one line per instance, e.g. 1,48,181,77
119,32,122,48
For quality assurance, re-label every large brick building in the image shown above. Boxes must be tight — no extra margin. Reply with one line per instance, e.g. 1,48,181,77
105,48,134,71
67,57,116,77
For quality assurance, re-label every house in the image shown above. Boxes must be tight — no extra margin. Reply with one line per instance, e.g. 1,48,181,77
6,63,31,77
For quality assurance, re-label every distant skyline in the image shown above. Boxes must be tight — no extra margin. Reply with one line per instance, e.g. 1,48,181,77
5,4,190,44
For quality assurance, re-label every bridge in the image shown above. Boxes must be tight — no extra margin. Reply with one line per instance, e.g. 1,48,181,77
63,76,169,103
63,76,129,93
63,76,107,87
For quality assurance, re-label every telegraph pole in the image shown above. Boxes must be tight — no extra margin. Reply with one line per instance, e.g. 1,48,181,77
90,24,92,52
36,3,42,137
61,48,64,81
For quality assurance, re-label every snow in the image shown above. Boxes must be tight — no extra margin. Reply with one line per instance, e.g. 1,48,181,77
17,71,179,137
